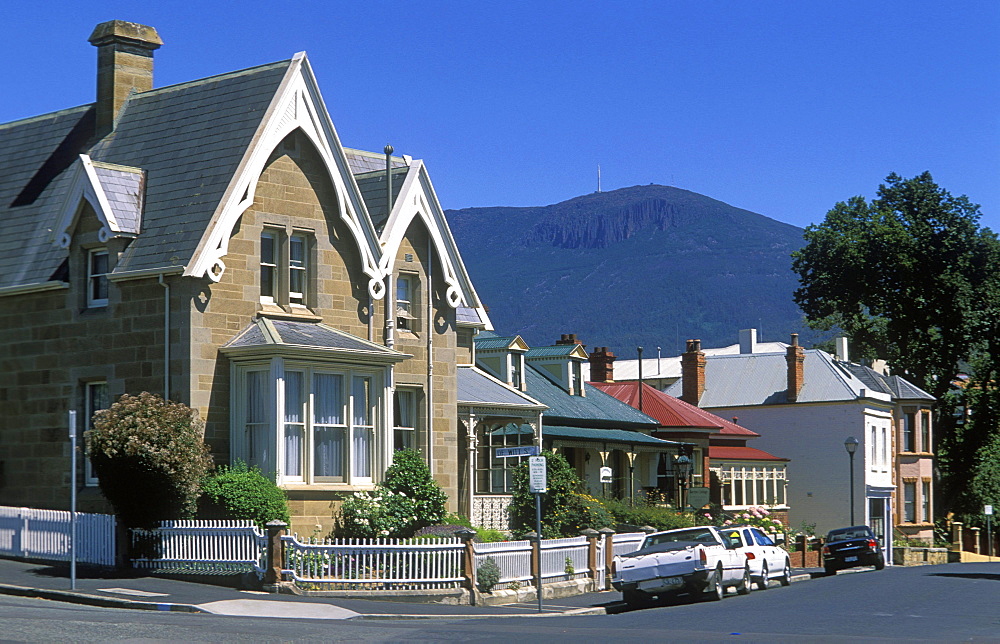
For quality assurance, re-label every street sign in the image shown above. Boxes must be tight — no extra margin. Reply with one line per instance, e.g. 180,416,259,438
528,456,547,493
599,466,612,483
986,505,993,515
687,486,711,509
496,445,539,458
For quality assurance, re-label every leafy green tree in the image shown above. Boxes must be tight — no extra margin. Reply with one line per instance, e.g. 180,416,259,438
509,451,612,538
792,172,996,402
199,461,290,528
86,392,213,529
792,172,1000,513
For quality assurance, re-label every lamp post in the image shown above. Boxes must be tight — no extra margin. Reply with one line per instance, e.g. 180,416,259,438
675,454,692,509
844,436,859,525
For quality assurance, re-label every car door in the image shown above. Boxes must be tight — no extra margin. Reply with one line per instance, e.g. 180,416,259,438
750,527,784,575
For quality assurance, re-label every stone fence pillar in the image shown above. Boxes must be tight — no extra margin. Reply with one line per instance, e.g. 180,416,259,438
599,527,615,589
951,521,963,551
971,526,981,554
580,528,599,584
455,528,477,604
263,520,287,592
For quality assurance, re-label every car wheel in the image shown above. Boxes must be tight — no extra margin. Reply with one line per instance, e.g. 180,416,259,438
824,564,837,576
736,565,752,595
756,562,769,590
779,559,792,586
623,589,654,609
702,566,725,601
874,554,885,571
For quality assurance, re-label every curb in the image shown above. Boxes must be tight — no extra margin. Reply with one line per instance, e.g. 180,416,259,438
0,583,208,613
357,606,608,620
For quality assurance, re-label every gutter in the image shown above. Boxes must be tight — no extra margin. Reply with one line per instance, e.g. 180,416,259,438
0,281,69,298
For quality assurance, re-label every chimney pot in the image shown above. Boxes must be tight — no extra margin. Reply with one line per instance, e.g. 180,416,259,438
588,346,616,383
786,334,805,402
89,20,163,135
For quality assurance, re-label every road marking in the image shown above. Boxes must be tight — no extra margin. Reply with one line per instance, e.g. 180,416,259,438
97,588,169,598
198,599,360,620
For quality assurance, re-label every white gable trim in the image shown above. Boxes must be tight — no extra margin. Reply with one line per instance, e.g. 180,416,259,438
52,155,122,248
378,162,482,309
185,53,386,299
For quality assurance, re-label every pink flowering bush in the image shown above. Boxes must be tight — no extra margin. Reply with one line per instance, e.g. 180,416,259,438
719,506,784,534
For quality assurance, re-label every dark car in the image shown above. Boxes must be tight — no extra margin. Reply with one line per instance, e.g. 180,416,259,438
822,526,885,575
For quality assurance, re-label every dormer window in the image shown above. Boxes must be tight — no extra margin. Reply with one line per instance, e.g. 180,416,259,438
510,354,523,389
87,249,109,308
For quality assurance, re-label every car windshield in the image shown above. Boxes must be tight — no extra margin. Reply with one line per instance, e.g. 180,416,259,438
827,528,870,541
644,529,718,547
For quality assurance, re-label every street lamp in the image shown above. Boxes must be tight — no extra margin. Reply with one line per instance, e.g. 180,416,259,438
844,436,860,525
675,454,692,509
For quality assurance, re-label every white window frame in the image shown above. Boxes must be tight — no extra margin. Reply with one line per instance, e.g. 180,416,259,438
393,388,420,453
716,463,788,508
260,231,278,304
395,274,417,332
87,249,109,308
921,479,932,522
233,359,385,487
84,381,110,486
288,234,307,306
903,481,917,523
902,412,916,452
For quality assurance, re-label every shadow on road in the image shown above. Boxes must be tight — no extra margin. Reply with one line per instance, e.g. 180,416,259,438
928,572,1000,582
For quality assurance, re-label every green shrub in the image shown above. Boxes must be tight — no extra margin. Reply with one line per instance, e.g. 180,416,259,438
509,451,612,538
477,556,502,593
337,450,447,538
199,461,290,528
86,392,213,529
603,496,696,532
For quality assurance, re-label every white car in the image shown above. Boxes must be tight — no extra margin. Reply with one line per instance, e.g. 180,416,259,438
722,525,792,589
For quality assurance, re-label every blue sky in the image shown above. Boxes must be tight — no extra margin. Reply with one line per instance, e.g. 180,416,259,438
3,1,997,231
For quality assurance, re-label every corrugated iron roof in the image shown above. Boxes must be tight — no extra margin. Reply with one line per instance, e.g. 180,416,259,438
474,334,523,351
709,446,789,461
524,365,657,428
664,350,870,407
542,425,684,447
526,344,584,358
590,381,758,436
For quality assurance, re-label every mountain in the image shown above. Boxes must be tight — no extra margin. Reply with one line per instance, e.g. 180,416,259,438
445,184,813,358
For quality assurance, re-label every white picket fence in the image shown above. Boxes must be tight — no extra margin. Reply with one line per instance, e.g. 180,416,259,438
282,535,464,589
0,506,116,566
131,520,266,574
474,538,533,588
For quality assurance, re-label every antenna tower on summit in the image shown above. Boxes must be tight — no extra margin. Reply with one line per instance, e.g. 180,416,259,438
597,164,601,193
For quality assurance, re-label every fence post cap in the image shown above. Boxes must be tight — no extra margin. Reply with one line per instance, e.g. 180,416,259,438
524,531,540,541
579,528,599,537
265,520,288,528
597,527,616,536
640,525,657,534
454,527,477,541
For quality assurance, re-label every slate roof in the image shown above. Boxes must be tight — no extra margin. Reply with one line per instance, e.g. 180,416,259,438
91,60,292,275
525,364,658,429
457,365,545,409
456,306,483,325
92,162,144,233
223,317,406,360
0,60,292,289
590,381,758,436
664,350,879,407
354,166,409,234
0,104,95,287
842,363,934,402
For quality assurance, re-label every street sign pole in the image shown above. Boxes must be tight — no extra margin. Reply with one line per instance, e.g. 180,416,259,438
986,505,994,559
68,410,77,591
528,455,547,614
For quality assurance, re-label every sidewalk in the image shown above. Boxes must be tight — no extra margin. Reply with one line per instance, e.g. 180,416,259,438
0,558,610,620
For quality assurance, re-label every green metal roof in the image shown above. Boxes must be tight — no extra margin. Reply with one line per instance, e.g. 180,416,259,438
544,425,682,446
525,345,581,358
474,335,522,351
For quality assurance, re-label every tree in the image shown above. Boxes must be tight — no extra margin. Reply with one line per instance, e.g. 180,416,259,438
508,451,612,538
792,172,996,402
86,392,213,529
792,172,1000,513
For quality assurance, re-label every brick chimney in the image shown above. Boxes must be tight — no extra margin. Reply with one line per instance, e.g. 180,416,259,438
589,347,616,383
89,20,163,134
555,333,584,346
786,333,805,402
681,339,705,405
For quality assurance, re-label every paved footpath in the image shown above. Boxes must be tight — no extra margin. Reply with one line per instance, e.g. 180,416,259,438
0,557,817,620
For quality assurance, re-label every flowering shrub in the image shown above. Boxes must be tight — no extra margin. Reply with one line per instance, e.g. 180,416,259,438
603,496,697,532
338,450,447,538
86,392,213,529
719,506,785,535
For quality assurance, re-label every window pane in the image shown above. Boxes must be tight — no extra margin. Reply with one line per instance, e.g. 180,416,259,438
920,414,931,452
315,427,344,478
922,481,931,522
284,371,304,478
89,250,109,303
353,426,372,477
289,235,306,304
394,389,416,452
246,371,269,469
315,374,343,424
353,376,371,426
260,233,275,299
903,413,915,451
904,482,916,522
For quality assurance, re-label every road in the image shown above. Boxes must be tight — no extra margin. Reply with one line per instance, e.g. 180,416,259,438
1,563,998,642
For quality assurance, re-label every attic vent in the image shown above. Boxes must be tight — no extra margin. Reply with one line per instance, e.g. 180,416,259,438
404,253,414,262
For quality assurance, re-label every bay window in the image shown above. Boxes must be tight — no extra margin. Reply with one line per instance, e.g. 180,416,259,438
717,463,788,508
235,360,383,486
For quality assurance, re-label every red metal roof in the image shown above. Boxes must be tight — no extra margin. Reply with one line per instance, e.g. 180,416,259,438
590,381,758,437
709,446,789,461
